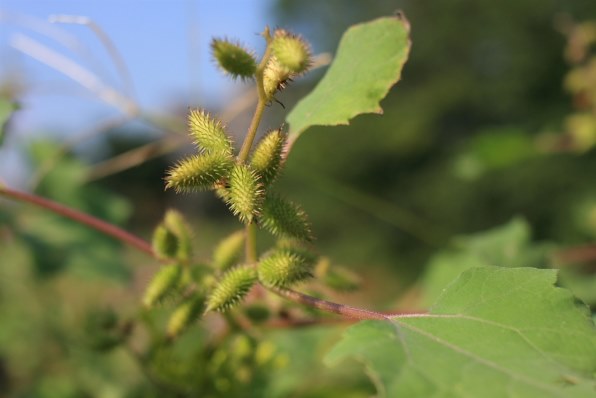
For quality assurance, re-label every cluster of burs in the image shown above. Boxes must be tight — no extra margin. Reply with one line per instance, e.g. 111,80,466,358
142,28,356,340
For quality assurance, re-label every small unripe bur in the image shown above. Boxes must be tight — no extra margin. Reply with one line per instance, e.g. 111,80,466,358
165,153,233,193
258,249,314,287
227,164,263,223
152,224,178,261
250,128,286,186
166,295,204,339
163,209,193,261
212,230,245,270
188,109,233,155
262,56,292,101
211,38,257,80
271,30,311,74
260,193,312,241
143,265,182,308
205,266,257,312
152,210,193,261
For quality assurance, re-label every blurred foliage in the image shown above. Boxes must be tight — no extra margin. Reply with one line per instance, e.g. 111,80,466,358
273,0,596,284
1,0,596,396
0,97,18,146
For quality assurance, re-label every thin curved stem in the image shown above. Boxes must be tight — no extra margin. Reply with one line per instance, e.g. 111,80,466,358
237,27,273,163
0,186,154,256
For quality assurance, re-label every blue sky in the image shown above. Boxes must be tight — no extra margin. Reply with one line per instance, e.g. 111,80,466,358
0,0,278,185
0,0,275,135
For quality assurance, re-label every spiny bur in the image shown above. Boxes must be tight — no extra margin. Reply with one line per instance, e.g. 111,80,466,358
260,193,312,241
263,29,311,101
212,230,245,270
205,266,257,312
188,109,233,155
227,164,263,223
258,249,314,287
143,264,182,308
166,294,205,339
250,128,286,186
271,29,311,74
162,209,193,261
165,153,233,193
152,224,178,261
263,56,292,101
211,38,257,80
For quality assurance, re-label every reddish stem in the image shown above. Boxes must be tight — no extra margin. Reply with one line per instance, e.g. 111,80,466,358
0,186,154,256
268,285,391,321
0,185,427,322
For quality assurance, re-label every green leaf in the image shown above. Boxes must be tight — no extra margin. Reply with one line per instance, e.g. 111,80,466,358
326,267,596,398
454,127,538,180
420,218,553,305
286,14,411,145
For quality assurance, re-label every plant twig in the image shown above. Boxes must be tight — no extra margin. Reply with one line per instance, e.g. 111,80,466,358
49,14,137,99
10,33,137,115
266,285,391,321
237,27,273,163
0,186,424,323
85,134,187,182
0,186,154,256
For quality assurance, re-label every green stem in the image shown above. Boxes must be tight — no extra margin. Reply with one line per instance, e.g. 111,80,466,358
238,28,274,264
237,27,273,163
237,99,266,163
245,222,257,264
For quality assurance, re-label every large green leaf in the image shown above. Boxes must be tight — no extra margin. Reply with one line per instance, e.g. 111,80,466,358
420,218,552,305
286,14,411,146
326,267,596,397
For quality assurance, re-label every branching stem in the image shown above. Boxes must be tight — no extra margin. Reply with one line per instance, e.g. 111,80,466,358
238,27,273,266
0,185,409,322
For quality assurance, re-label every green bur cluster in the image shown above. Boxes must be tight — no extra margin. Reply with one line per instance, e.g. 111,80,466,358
139,17,416,348
141,27,352,341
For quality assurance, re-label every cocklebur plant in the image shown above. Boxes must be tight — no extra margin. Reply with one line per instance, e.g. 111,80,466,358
147,27,320,329
3,13,596,397
139,18,596,397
